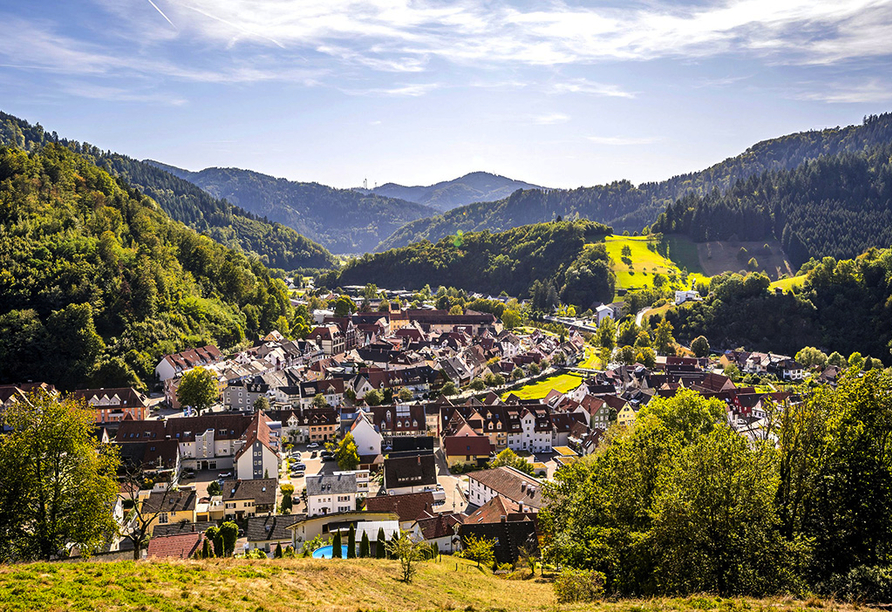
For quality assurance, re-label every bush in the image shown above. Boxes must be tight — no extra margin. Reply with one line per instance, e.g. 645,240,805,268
824,565,892,603
553,569,606,603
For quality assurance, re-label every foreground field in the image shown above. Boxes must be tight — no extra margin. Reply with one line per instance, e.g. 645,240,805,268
0,557,870,612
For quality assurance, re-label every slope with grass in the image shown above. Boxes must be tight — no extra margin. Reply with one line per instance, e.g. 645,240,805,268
604,236,709,292
503,373,585,400
0,557,869,612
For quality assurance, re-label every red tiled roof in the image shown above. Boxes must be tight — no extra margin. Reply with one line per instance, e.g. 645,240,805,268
147,533,203,559
366,492,436,522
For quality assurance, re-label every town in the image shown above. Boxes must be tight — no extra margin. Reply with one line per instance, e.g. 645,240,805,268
0,291,837,566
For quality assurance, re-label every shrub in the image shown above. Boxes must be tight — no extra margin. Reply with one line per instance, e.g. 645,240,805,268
824,565,892,603
553,569,606,603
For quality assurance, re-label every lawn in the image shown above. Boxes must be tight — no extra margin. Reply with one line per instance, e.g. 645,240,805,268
770,275,806,293
0,556,870,612
503,373,585,400
603,236,709,294
579,346,599,369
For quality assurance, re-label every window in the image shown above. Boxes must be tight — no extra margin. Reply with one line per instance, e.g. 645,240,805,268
159,512,169,524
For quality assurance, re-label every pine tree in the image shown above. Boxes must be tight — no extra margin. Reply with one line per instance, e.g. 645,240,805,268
376,527,386,559
360,531,370,558
332,530,342,558
347,524,356,558
274,542,283,558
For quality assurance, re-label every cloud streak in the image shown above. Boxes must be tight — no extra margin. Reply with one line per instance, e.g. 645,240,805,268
588,136,659,146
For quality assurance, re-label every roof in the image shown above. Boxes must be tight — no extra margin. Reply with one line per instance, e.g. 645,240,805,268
384,454,438,490
415,512,463,540
147,533,203,559
468,467,544,509
443,434,492,457
220,479,277,506
465,495,534,524
142,489,197,514
234,411,276,461
152,521,217,537
246,514,305,542
71,387,149,410
305,473,357,497
365,492,435,522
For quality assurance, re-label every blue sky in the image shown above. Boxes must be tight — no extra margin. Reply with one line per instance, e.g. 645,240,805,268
2,0,892,189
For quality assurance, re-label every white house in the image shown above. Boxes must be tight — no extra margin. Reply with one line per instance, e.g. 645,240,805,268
234,413,280,480
674,290,702,305
467,467,544,511
305,473,357,517
349,411,383,457
595,304,615,325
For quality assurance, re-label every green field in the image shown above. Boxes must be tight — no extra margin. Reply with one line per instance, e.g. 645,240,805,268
604,236,709,293
769,275,806,293
579,346,599,369
503,373,585,400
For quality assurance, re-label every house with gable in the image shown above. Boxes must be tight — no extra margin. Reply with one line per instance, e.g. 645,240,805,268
234,411,280,480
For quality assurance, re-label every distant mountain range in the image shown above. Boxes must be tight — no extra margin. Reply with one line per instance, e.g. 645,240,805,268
359,171,545,212
147,162,437,254
377,113,892,252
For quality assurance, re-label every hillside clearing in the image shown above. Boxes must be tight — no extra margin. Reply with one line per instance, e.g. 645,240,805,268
604,236,708,294
770,275,806,293
503,373,585,400
0,557,871,612
697,240,794,280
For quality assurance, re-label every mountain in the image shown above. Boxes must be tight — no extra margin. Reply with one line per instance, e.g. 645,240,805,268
148,162,438,254
0,111,335,270
651,140,892,267
324,219,614,308
364,171,544,212
378,113,892,252
0,144,302,390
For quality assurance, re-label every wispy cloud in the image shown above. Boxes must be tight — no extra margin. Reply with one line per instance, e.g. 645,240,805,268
551,78,635,98
796,78,892,103
344,83,440,97
61,82,187,105
588,135,659,146
532,112,570,125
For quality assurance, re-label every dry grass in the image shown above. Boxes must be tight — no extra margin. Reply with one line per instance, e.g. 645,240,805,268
0,557,875,612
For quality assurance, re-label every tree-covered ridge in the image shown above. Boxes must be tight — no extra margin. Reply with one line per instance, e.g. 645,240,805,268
327,219,615,308
150,162,439,254
379,113,892,251
0,144,301,390
652,142,892,266
665,247,892,360
367,171,544,212
0,111,335,270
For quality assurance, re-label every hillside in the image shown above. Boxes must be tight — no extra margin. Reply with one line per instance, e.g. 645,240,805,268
0,557,861,612
0,144,299,390
365,171,544,212
0,111,335,270
150,162,438,254
651,140,892,267
378,113,892,251
327,219,614,308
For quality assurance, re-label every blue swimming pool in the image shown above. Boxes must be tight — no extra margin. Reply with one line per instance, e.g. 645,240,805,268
311,544,350,559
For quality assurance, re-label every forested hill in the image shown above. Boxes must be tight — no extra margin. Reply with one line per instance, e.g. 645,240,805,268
651,142,892,267
378,113,892,251
149,162,439,254
0,144,304,391
0,111,335,270
325,219,615,308
364,171,544,212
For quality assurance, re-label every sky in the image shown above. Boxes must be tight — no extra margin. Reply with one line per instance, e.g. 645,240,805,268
2,0,892,190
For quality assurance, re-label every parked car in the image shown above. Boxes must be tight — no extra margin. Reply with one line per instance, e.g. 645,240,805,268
291,463,307,471
307,442,319,449
217,472,232,479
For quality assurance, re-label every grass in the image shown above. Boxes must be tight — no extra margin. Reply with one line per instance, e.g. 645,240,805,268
503,373,585,400
603,236,709,294
0,557,871,612
579,346,599,369
769,275,806,293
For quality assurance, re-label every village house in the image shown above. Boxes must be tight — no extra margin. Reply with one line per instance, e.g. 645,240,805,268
220,478,277,519
305,473,358,516
467,466,545,512
71,387,150,423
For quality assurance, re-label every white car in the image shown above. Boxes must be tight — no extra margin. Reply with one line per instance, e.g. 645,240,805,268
307,442,319,449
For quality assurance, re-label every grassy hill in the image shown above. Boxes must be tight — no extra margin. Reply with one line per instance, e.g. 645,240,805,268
0,557,867,612
604,236,709,293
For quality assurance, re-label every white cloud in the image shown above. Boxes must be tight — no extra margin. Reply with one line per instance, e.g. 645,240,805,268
797,78,892,103
532,112,570,125
345,83,440,97
551,78,636,98
587,136,659,145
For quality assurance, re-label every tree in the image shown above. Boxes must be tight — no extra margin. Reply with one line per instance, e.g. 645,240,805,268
636,346,656,368
0,391,119,562
848,352,864,370
441,381,458,396
387,530,428,583
364,389,383,406
617,320,640,347
332,530,343,558
724,363,742,382
653,319,675,355
827,351,847,367
332,433,360,471
468,377,486,391
622,245,632,258
490,448,534,475
360,531,370,558
274,542,283,558
449,305,464,315
501,308,522,329
462,533,495,568
398,387,414,402
691,335,710,358
207,480,222,496
201,537,214,559
205,526,223,557
376,527,387,559
312,393,328,408
529,362,541,376
333,295,356,317
596,317,617,351
118,463,179,560
253,396,270,412
347,523,356,559
176,366,218,415
796,346,828,368
219,521,239,557
511,367,524,381
618,345,636,365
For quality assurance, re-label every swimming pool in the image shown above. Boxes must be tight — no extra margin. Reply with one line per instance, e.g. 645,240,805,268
311,544,350,559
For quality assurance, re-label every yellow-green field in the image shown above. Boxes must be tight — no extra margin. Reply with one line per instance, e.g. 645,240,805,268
579,346,599,369
503,373,585,400
0,556,867,612
769,275,806,293
603,236,709,293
